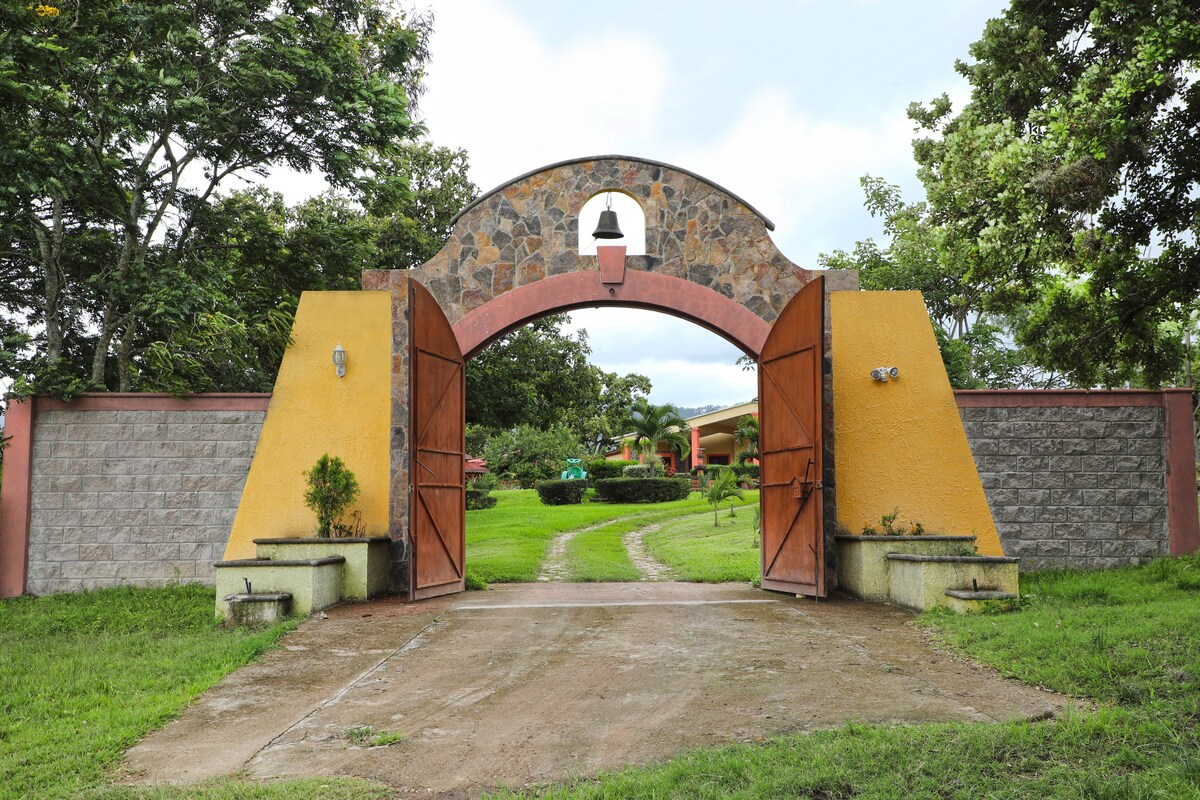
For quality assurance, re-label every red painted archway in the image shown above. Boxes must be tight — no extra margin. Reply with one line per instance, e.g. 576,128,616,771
452,271,772,359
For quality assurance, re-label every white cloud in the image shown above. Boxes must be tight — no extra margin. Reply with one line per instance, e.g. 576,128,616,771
672,88,918,265
421,0,670,193
566,308,755,408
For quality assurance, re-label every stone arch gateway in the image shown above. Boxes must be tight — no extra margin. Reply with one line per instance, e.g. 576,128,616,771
223,155,1007,605
362,155,858,599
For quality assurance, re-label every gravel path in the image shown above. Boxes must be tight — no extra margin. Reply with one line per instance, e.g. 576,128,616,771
622,523,675,581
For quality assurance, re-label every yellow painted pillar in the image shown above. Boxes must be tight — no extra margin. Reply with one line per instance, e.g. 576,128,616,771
831,291,1003,555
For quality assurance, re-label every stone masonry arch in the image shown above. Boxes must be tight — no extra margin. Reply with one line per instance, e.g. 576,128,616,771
363,155,859,325
362,155,859,598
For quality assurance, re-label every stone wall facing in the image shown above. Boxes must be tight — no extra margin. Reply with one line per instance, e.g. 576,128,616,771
7,396,268,595
957,390,1198,571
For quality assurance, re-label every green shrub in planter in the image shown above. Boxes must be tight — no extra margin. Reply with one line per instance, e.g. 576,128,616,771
304,453,361,538
466,487,498,510
536,479,589,505
586,459,637,479
594,476,691,503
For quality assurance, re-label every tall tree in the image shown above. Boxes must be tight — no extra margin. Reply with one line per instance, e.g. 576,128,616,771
127,141,476,394
0,0,431,392
904,0,1200,387
465,316,651,453
821,177,1064,388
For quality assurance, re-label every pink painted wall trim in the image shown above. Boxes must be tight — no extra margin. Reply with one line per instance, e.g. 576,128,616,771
34,393,271,412
0,399,34,597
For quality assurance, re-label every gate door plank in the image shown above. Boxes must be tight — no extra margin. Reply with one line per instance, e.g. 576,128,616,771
410,280,466,601
758,275,825,597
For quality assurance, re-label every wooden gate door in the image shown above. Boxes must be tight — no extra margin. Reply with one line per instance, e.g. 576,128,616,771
758,275,826,596
410,280,466,601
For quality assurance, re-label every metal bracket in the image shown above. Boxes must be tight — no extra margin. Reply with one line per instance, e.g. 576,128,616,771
791,458,822,510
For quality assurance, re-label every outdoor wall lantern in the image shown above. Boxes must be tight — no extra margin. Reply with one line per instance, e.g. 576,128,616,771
332,343,346,378
870,366,899,382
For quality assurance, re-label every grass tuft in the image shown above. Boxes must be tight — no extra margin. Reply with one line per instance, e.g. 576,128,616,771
643,506,761,582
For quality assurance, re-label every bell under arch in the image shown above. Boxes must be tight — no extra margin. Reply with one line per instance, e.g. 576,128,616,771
362,154,859,326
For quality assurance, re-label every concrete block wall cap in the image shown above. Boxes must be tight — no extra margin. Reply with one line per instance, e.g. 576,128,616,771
223,592,293,602
944,589,1018,600
252,536,391,545
214,556,346,568
886,553,1020,564
834,534,977,542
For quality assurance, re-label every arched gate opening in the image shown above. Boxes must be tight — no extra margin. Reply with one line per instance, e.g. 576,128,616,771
362,155,860,600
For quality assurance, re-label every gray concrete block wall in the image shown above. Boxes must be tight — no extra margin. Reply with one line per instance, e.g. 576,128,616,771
959,405,1170,571
26,409,265,594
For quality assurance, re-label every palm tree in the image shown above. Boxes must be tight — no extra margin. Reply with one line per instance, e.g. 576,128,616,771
706,470,744,526
622,399,691,473
734,414,759,464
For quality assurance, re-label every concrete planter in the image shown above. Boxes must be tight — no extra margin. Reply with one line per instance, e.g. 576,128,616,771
886,554,1020,611
835,535,978,602
223,592,292,626
253,537,390,601
214,556,345,617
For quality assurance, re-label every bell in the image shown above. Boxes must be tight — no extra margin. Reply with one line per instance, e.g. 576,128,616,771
592,209,624,239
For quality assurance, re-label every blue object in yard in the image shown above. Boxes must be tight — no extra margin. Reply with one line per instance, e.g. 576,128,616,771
561,458,587,480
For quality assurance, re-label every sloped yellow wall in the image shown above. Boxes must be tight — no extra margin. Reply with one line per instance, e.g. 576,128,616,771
224,292,391,560
832,291,1003,555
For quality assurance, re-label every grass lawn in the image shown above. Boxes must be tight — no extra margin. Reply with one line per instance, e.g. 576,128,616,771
466,488,757,584
484,555,1200,799
12,518,1200,798
0,584,393,800
643,502,761,582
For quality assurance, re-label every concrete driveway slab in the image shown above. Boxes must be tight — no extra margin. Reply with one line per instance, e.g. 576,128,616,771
125,583,1064,795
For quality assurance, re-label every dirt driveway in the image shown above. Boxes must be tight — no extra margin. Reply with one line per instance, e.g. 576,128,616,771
125,582,1064,795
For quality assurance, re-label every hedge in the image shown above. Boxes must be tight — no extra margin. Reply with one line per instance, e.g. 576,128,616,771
594,476,691,503
622,464,653,478
535,479,589,505
586,459,638,480
466,488,497,510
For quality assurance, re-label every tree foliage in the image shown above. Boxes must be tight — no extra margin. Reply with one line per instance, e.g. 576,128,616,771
705,470,744,526
480,425,583,489
466,316,651,453
0,0,459,397
826,1,1200,388
733,415,759,464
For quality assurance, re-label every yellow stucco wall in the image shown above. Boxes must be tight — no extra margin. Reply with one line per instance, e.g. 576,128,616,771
224,291,391,560
831,291,1003,556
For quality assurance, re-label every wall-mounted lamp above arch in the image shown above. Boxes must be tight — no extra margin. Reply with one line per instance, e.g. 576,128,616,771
578,191,646,256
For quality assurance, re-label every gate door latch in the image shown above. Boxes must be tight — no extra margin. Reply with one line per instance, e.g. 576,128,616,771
790,457,822,509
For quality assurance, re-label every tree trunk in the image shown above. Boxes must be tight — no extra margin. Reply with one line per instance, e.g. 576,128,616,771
116,319,137,392
30,195,67,364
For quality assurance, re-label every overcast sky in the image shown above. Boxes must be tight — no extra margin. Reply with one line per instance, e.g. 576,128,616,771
268,1,1008,408
407,0,1012,408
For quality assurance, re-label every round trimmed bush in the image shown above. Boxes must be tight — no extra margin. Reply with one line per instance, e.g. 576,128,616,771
622,464,653,478
466,488,498,510
586,459,637,479
594,476,691,503
536,479,589,505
